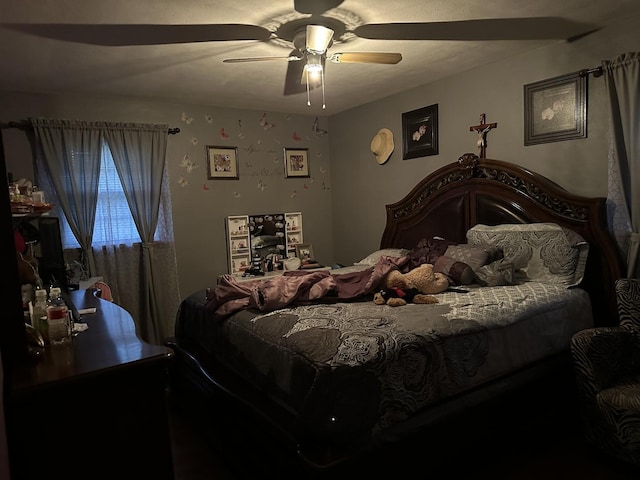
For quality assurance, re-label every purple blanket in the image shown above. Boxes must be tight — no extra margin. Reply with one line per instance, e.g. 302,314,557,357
206,256,406,319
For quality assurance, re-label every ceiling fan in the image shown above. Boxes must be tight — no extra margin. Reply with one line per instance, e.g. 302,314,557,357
1,0,596,107
222,24,403,107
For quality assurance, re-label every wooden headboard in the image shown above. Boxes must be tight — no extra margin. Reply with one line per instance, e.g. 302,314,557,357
380,153,625,326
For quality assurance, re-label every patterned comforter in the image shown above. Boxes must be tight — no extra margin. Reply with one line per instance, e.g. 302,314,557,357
175,274,592,450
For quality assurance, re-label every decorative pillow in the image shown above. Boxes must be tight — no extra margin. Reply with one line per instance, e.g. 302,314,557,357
405,237,457,270
354,248,410,266
473,258,516,287
433,255,475,285
466,223,589,287
443,244,503,270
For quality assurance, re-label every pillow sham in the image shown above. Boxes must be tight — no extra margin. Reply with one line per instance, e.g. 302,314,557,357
443,244,503,270
354,248,410,266
473,258,516,287
466,223,589,287
433,255,475,285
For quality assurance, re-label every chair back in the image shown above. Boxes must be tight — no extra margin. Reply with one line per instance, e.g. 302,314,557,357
94,281,113,302
616,278,640,329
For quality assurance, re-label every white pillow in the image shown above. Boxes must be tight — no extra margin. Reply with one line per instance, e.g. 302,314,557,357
354,248,410,266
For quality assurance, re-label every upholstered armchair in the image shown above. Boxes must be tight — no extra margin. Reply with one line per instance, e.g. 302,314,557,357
570,278,640,466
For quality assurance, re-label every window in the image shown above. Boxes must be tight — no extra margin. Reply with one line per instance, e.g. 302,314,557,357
60,144,142,248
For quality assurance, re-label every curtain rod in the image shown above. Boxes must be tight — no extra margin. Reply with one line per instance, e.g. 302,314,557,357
1,120,180,134
579,66,603,78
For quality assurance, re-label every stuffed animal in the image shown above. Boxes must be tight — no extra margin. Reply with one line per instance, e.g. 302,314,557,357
373,263,449,307
373,287,439,307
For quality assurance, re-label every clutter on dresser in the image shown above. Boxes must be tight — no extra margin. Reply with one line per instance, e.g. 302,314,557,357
9,176,53,214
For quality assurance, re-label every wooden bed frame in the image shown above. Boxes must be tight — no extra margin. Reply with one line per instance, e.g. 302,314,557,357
381,154,624,326
167,154,625,476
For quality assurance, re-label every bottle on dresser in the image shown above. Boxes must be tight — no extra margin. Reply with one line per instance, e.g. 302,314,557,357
30,288,48,333
46,287,70,345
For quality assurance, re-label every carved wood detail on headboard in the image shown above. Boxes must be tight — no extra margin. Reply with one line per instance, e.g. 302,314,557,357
391,153,589,222
381,154,625,326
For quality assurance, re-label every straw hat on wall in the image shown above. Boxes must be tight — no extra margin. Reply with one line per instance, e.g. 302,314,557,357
370,128,394,165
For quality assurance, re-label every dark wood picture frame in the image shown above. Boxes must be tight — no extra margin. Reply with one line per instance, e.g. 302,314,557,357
402,103,439,159
206,145,239,179
524,72,587,145
284,148,310,178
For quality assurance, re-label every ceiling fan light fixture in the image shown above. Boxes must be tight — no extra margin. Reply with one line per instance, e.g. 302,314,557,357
306,25,334,54
303,53,323,77
304,53,326,109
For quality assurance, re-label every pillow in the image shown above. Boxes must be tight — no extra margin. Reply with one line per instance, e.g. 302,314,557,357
405,237,457,270
443,244,503,270
433,255,475,285
473,258,516,287
354,248,410,266
466,223,589,287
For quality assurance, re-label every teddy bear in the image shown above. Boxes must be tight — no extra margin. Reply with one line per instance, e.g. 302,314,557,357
373,263,449,307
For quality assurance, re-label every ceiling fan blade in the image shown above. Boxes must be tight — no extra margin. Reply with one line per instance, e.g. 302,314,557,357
284,52,324,96
0,23,271,46
294,0,344,16
223,55,302,63
353,18,596,41
329,52,402,64
284,55,308,96
306,25,334,53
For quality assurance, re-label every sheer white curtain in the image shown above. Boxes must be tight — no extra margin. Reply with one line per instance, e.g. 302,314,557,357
603,52,640,277
32,119,180,344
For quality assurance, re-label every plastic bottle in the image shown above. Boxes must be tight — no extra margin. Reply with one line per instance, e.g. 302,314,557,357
46,287,70,345
21,284,34,324
31,288,48,332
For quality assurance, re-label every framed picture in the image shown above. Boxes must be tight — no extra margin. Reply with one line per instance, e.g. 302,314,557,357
284,148,310,178
295,243,314,262
206,145,239,179
402,103,438,159
524,72,587,145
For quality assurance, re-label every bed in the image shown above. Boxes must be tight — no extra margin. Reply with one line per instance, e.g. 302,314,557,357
167,154,625,475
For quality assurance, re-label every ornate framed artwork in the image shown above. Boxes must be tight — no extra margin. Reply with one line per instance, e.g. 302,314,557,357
206,145,239,179
402,103,439,159
284,148,310,178
524,72,587,145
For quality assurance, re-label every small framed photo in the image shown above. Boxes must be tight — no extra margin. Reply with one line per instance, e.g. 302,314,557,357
402,103,438,159
284,148,310,178
206,145,239,179
295,243,314,262
524,72,587,145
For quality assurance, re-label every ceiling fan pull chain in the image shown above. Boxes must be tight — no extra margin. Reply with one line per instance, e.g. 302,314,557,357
306,69,311,106
321,68,326,109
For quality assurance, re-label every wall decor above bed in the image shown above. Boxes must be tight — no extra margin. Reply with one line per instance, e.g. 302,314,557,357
524,71,587,145
401,103,438,159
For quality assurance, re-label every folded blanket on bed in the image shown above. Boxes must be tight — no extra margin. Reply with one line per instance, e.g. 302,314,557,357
206,256,406,319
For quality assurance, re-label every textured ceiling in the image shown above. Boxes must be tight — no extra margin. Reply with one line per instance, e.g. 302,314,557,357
1,0,639,116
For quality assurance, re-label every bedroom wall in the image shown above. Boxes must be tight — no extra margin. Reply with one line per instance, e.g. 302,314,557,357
0,97,332,298
328,12,639,266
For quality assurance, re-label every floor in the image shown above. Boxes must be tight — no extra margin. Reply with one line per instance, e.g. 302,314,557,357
168,395,640,480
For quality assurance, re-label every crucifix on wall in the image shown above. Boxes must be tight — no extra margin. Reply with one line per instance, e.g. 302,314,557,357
469,113,497,158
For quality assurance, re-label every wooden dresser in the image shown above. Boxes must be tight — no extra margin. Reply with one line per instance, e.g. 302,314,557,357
6,289,175,480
